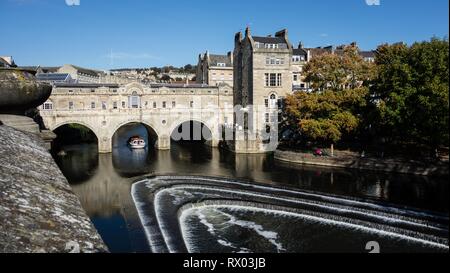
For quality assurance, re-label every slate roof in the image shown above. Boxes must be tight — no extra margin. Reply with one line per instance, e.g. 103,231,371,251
293,48,308,56
359,51,376,58
36,73,71,82
253,36,287,44
208,54,232,67
54,83,119,88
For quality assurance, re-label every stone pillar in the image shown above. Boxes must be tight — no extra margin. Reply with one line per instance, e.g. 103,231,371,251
98,136,112,154
156,135,170,150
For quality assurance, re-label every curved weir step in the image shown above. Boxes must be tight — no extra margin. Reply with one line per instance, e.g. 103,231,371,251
131,176,449,253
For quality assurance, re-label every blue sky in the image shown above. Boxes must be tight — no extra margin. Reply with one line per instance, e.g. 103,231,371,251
1,0,448,70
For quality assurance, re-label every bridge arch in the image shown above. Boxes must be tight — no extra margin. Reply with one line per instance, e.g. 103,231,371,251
50,121,100,151
111,120,160,150
50,120,99,137
170,119,214,144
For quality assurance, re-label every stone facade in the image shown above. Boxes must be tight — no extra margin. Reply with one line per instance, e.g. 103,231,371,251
231,27,293,153
196,52,233,87
40,82,234,153
291,42,311,91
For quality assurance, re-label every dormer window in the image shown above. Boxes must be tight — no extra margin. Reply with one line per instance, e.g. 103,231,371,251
265,44,279,49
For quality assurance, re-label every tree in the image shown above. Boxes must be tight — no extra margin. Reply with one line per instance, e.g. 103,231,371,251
304,44,375,91
284,88,368,150
369,38,449,149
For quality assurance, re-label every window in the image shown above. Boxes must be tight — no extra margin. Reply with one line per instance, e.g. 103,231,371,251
162,101,166,108
190,101,194,108
130,91,140,108
172,101,176,108
293,74,298,81
43,101,53,110
91,89,95,93
113,101,118,109
122,101,126,108
91,102,96,109
265,44,279,49
265,73,282,87
265,113,270,123
217,63,226,67
265,99,269,108
269,94,278,108
153,102,157,109
102,101,107,110
270,74,277,86
68,89,73,93
69,101,74,110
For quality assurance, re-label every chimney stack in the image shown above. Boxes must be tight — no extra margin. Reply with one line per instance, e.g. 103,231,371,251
245,26,251,37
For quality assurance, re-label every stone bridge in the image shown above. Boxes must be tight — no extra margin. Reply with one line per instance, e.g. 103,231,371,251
40,82,234,153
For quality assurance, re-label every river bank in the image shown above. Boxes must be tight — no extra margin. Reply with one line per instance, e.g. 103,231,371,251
274,150,449,177
0,124,108,253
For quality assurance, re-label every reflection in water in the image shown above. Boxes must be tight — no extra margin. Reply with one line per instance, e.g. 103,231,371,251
53,124,449,253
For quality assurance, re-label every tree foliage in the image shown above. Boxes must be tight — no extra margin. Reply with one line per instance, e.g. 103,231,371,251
284,37,449,152
370,38,449,148
303,44,375,91
284,88,368,144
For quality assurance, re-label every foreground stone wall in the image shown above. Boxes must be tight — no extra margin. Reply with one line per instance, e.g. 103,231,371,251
0,125,108,253
275,150,449,177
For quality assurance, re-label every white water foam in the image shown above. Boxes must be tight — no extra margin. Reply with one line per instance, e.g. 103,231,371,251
180,204,449,251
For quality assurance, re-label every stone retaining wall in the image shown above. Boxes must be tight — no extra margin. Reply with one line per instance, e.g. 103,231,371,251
274,150,449,177
0,125,108,253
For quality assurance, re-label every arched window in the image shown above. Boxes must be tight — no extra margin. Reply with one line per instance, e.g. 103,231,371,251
129,91,140,109
269,93,277,108
43,100,53,110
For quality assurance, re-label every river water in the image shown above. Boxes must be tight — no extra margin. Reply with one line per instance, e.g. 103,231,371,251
52,125,449,253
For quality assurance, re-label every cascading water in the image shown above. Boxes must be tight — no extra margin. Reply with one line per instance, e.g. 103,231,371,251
131,176,449,253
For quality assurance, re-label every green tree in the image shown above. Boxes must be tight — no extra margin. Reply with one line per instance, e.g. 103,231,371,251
284,88,368,150
370,38,449,149
304,44,375,91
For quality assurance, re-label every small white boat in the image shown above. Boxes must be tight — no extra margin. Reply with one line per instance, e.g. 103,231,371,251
128,136,146,149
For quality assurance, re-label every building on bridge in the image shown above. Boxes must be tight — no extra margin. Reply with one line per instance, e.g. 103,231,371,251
39,82,234,153
196,51,233,87
232,27,293,153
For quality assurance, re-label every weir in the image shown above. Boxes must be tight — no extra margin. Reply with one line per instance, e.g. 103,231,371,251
131,176,449,253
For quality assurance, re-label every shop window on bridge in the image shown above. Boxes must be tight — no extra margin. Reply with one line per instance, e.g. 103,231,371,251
172,101,176,108
162,101,167,108
113,101,118,109
91,102,96,109
122,101,126,108
69,101,74,110
129,91,140,108
43,101,53,110
102,101,107,110
153,102,157,109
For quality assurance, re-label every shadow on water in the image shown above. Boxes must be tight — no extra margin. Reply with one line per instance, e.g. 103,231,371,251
52,124,449,253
